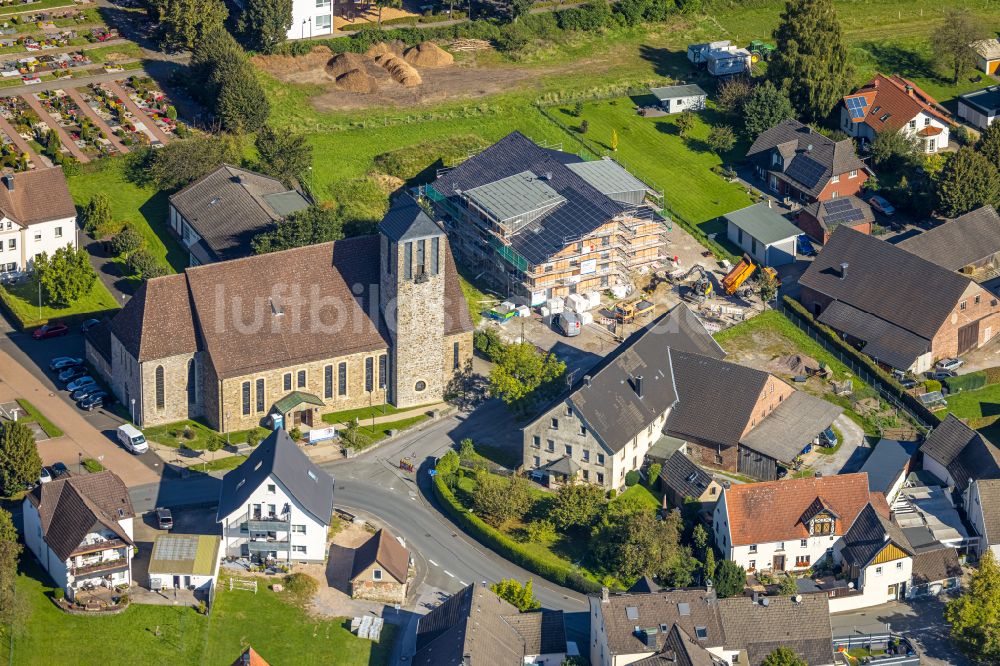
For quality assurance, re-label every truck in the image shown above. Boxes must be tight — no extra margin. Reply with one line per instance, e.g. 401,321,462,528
614,299,655,324
721,254,779,298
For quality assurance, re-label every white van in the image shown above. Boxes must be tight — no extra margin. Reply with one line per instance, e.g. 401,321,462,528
117,424,148,454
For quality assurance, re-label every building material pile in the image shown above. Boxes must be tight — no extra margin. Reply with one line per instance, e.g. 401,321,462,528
336,68,378,93
403,41,454,68
378,54,422,87
325,52,366,77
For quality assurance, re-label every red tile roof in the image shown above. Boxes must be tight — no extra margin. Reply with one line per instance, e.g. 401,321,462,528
231,647,270,666
0,167,76,226
722,473,884,546
844,74,952,133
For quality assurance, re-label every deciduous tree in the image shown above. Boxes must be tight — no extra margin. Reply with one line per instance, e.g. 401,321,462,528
549,482,606,532
0,507,25,642
34,246,97,306
490,578,541,611
489,343,566,409
871,129,920,170
707,124,737,154
436,450,460,476
931,8,982,84
674,111,694,137
768,0,851,121
472,471,532,526
109,224,144,259
255,124,313,186
238,0,292,54
716,77,753,116
130,134,244,190
594,508,695,585
762,647,807,666
946,549,1000,662
0,420,40,495
155,0,229,52
126,248,168,280
251,205,343,255
935,146,1000,217
742,80,793,138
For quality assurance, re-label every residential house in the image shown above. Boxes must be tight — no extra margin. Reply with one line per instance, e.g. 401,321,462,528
920,413,1000,493
0,167,76,275
425,131,667,303
217,429,334,564
650,84,707,114
87,196,473,431
971,38,1000,75
350,528,411,604
746,119,869,206
859,438,918,503
841,74,954,153
897,206,1000,280
659,449,722,510
958,86,1000,130
798,226,1000,372
231,647,271,666
797,196,874,244
523,304,843,487
147,533,222,593
22,471,135,601
168,164,310,265
830,503,915,611
964,478,1000,560
413,582,566,666
589,587,835,666
909,546,963,598
723,202,799,267
713,473,884,574
284,0,333,39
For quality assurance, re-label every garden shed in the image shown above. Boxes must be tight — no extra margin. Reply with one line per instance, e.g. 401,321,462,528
724,202,799,267
147,533,221,593
649,84,707,114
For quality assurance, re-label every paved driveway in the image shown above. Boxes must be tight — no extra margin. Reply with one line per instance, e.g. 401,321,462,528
807,413,869,476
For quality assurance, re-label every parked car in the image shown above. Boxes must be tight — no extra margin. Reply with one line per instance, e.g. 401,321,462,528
936,358,964,372
819,427,838,448
117,423,148,454
899,378,917,390
58,366,88,384
32,321,69,340
553,311,582,337
39,466,52,484
156,507,173,530
51,462,68,478
66,376,97,392
79,391,110,411
70,386,100,401
49,356,83,371
868,195,896,216
929,370,955,382
797,235,817,257
80,318,101,333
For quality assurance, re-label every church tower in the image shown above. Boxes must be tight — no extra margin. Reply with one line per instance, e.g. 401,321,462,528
379,196,447,408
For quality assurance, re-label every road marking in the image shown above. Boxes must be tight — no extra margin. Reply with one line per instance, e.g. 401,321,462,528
428,560,438,567
444,570,455,578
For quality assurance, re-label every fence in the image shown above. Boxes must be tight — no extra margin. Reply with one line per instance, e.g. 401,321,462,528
228,577,258,594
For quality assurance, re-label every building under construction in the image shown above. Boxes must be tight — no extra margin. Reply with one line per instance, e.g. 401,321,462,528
423,132,669,303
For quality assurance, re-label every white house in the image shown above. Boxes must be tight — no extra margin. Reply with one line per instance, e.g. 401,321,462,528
649,84,707,114
713,473,881,574
217,428,334,564
965,478,1000,561
920,413,1000,495
829,504,914,612
841,74,953,154
958,86,1000,131
288,0,333,39
0,167,76,275
724,201,799,268
22,471,135,601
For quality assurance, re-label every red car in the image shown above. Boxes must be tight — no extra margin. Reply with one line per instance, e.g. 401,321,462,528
32,322,69,340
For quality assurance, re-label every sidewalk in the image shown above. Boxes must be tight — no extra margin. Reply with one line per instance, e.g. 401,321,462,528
0,347,158,485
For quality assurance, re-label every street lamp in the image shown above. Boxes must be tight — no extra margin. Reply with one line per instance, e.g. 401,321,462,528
130,398,135,424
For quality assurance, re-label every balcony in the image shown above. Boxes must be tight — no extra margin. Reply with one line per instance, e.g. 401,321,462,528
71,556,128,577
247,539,291,553
70,538,128,557
246,509,291,532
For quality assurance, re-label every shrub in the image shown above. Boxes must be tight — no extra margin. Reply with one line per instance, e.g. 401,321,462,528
53,587,64,600
624,470,640,487
646,463,661,487
183,425,195,440
82,458,104,473
197,600,207,614
289,427,303,441
944,371,987,393
923,379,942,393
283,572,318,600
986,365,1000,386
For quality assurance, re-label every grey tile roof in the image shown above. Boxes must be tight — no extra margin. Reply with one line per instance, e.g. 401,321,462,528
717,594,835,666
724,202,801,246
465,171,566,223
565,159,655,200
660,450,715,501
378,195,443,242
897,206,1000,271
350,528,409,583
801,196,873,234
217,429,334,526
973,478,1000,546
631,624,722,666
26,471,135,561
739,391,843,463
501,610,566,655
839,503,914,568
920,414,1000,489
816,300,930,370
168,164,309,261
911,546,962,584
650,84,707,101
859,439,918,496
800,225,971,342
599,589,725,656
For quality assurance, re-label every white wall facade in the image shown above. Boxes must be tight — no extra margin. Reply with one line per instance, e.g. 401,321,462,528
662,95,707,114
841,108,949,153
219,472,328,563
923,455,956,491
828,557,912,613
957,100,997,131
288,0,334,40
0,214,75,273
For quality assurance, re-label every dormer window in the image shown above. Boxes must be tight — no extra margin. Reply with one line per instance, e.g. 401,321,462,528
772,153,783,168
810,516,835,535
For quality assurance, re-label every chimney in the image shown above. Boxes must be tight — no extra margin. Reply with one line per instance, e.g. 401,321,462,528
905,84,913,96
2,174,13,191
806,143,814,152
635,375,644,398
601,586,610,603
839,262,849,280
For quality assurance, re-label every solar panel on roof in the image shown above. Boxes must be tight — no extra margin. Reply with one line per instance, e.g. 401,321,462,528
823,199,852,214
822,199,865,225
785,155,826,189
845,96,868,120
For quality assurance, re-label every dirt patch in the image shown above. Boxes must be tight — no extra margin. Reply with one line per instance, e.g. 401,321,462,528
336,68,378,93
768,354,820,376
403,41,454,68
253,46,334,77
369,171,405,193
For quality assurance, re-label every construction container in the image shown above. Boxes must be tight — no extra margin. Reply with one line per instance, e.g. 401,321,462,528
539,306,550,317
587,291,602,309
515,305,530,317
611,284,630,299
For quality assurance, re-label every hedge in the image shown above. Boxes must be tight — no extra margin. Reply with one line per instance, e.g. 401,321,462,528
781,296,939,427
944,371,987,393
432,474,603,594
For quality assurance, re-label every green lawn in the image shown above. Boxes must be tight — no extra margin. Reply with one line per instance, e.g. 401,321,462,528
193,454,248,473
144,419,259,450
4,560,395,665
0,0,74,15
321,402,435,425
83,43,143,64
15,399,64,438
0,278,118,329
941,384,1000,442
358,414,430,443
613,483,662,512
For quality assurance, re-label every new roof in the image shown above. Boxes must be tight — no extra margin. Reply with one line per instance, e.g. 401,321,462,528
378,195,443,242
565,159,655,201
859,438,918,496
721,473,880,546
843,74,952,134
217,429,334,525
0,167,75,227
660,450,716,500
26,471,135,561
168,165,310,262
897,206,1000,271
801,196,873,234
920,414,1000,489
738,391,843,463
650,84,707,101
838,503,913,568
959,86,1000,115
351,528,409,583
148,534,221,576
724,202,800,246
799,225,972,342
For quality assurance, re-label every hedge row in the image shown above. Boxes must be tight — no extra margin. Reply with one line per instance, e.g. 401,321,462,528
944,371,988,393
432,474,603,594
781,296,940,427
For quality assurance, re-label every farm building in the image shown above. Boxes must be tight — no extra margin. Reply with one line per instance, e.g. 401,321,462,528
841,74,953,153
724,202,799,267
798,196,874,244
958,86,1000,130
147,533,221,593
897,206,1000,280
649,84,707,114
971,38,1000,75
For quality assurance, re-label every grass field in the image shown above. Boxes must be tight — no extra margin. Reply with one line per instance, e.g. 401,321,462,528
0,277,119,329
942,384,1000,442
4,560,395,665
15,398,64,438
144,419,260,450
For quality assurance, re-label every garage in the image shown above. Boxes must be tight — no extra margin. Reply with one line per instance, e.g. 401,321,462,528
724,202,800,267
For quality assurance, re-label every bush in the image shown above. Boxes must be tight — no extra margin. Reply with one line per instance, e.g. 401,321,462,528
943,371,987,393
986,365,1000,386
53,587,64,600
646,463,662,487
923,379,943,393
245,426,266,447
282,572,318,600
624,470,640,487
81,458,105,473
289,427,302,441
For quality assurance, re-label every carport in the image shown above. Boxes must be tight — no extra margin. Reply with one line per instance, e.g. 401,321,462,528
740,392,845,468
147,534,221,593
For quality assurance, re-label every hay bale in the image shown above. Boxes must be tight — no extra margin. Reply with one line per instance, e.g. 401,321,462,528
325,52,366,78
403,41,454,68
379,55,422,87
335,68,378,93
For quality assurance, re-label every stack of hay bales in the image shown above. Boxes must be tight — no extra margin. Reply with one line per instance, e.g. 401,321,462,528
403,41,454,68
379,54,422,87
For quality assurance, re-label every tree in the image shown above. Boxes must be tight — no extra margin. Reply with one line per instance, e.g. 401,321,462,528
374,0,402,28
579,119,589,134
980,121,1000,172
509,0,533,23
755,269,778,303
472,472,533,526
155,0,229,52
191,27,245,99
126,248,168,280
707,124,737,154
713,560,746,598
238,0,292,54
742,80,794,138
646,463,662,488
778,574,799,596
716,77,753,116
762,647,807,666
594,509,695,585
675,111,695,137
0,420,40,495
130,133,244,190
768,0,851,121
703,548,716,582
870,129,920,170
573,101,584,117
82,193,112,237
935,147,1000,217
459,438,477,459
490,578,541,611
931,9,982,84
251,205,343,254
549,482,606,532
339,418,372,450
436,449,460,476
692,524,708,558
109,224,144,258
33,246,97,306
946,549,1000,662
255,124,313,186
489,343,566,410
610,129,619,151
0,507,24,642
212,58,271,133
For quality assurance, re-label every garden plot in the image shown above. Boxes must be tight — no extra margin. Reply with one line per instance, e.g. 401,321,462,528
120,75,182,139
85,82,155,147
33,88,116,158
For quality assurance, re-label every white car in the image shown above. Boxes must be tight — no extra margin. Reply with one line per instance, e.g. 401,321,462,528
117,424,148,454
39,466,52,484
936,358,964,372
